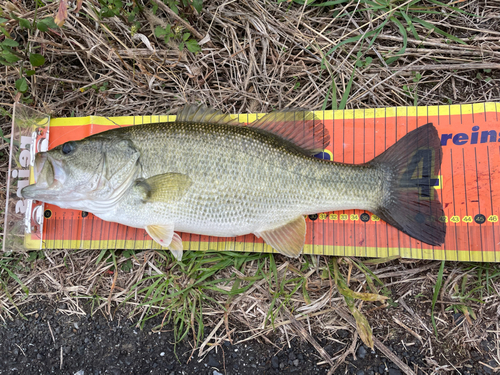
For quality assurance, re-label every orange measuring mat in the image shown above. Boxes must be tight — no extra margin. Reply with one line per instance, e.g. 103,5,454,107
8,103,500,261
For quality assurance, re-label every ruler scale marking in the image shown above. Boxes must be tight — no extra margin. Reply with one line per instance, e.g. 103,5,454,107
462,148,471,259
486,147,497,261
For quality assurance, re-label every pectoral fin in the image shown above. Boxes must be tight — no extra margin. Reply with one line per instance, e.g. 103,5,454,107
256,216,306,258
135,173,192,203
168,233,184,261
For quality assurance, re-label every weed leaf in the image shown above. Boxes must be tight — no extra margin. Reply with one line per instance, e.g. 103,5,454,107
15,78,28,93
2,39,19,47
29,53,45,67
186,39,201,53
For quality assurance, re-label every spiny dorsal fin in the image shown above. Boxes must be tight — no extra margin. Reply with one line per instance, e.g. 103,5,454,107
176,105,240,126
248,109,330,155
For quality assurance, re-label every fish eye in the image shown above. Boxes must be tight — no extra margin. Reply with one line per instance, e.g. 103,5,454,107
62,141,76,155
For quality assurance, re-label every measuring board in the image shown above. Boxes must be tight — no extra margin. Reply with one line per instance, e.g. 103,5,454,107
3,103,500,261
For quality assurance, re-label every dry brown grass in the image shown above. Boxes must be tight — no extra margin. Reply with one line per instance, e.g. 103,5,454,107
1,0,500,374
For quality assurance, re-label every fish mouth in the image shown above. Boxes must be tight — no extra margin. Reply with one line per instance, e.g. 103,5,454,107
21,153,66,200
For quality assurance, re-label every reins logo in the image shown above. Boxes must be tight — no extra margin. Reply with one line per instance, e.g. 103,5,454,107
14,135,33,214
441,126,499,146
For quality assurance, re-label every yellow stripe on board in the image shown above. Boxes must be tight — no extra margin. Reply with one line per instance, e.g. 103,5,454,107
49,103,499,127
37,238,497,262
50,115,178,127
24,233,41,250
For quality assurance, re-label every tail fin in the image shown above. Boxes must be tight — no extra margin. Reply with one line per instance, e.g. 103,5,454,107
369,123,446,246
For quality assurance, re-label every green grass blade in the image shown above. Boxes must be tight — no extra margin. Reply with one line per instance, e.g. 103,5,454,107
398,10,420,40
321,81,332,111
331,77,337,110
385,16,408,64
310,0,349,6
431,260,445,337
339,67,355,110
325,28,379,57
95,249,110,265
426,0,476,16
412,17,467,45
366,19,389,49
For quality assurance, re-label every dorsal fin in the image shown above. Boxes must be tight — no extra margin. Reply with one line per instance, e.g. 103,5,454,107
177,105,330,155
248,109,330,155
176,105,240,126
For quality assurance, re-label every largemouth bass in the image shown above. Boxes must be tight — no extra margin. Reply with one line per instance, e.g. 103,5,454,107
22,105,446,260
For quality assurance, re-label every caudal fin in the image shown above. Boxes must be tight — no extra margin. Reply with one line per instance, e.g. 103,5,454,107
369,123,446,246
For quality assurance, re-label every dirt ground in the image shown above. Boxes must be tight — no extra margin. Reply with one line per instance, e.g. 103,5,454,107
1,253,499,375
0,298,497,375
1,0,500,374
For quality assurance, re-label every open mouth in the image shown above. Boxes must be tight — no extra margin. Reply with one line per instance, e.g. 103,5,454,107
21,153,65,200
34,153,53,187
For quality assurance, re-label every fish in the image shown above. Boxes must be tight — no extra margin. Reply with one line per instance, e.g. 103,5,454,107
21,105,446,260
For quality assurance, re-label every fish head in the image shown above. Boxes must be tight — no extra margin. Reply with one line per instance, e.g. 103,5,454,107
21,136,140,210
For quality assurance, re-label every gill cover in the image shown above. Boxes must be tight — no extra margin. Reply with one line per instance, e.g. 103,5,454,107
86,138,141,210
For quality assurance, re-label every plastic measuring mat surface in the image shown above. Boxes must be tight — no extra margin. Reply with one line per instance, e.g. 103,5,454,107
3,103,500,261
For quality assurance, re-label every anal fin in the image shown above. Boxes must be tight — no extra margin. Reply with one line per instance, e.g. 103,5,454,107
256,216,306,258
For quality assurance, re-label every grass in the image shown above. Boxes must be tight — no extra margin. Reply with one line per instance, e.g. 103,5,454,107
0,0,500,372
431,260,445,336
123,251,267,344
0,252,28,320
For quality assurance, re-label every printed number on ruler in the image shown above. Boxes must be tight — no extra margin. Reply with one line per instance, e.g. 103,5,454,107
399,148,439,198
